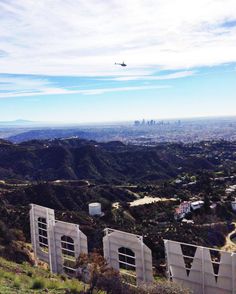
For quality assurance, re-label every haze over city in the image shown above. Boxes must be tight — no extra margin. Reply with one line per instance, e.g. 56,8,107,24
0,0,236,123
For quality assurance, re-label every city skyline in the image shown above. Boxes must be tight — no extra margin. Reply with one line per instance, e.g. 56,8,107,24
0,0,236,122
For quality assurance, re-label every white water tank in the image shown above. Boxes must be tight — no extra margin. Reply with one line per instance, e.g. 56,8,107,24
89,202,102,216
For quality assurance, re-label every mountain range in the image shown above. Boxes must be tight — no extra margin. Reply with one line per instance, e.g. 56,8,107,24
0,138,215,183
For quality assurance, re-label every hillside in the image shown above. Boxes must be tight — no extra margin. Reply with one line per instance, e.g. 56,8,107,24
0,252,190,294
0,138,216,183
0,256,86,293
1,138,236,283
0,179,233,273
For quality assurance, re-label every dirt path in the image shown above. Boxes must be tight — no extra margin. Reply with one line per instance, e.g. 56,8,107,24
221,222,236,252
129,196,176,207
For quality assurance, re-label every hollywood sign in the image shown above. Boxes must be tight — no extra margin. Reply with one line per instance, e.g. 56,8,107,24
165,239,236,294
31,204,236,292
30,204,153,285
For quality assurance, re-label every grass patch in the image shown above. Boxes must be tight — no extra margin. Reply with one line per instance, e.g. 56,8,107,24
13,276,21,289
0,256,87,293
47,279,62,289
64,279,85,293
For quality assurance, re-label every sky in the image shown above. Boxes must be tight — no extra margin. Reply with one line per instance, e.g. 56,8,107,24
0,0,236,123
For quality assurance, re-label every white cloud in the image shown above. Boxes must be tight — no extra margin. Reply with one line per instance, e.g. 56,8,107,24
109,70,196,81
0,76,51,92
80,85,170,95
0,75,170,98
0,0,236,77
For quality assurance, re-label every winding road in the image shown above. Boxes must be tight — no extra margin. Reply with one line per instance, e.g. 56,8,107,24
221,222,236,252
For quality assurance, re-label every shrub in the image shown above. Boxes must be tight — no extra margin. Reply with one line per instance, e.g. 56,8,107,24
2,271,15,281
31,277,46,289
47,279,61,289
10,229,26,242
13,276,21,289
65,286,80,294
27,270,33,277
0,221,15,245
65,279,85,293
137,281,191,294
77,252,124,294
60,273,67,281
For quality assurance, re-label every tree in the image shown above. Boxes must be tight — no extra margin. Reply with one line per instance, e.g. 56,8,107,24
76,252,130,294
197,172,212,195
203,194,210,212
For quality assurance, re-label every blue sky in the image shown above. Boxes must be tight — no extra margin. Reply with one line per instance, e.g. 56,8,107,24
0,0,236,123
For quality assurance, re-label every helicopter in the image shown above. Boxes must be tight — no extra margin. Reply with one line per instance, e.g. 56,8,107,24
115,61,127,67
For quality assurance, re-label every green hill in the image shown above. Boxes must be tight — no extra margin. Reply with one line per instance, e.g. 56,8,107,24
0,138,215,183
0,256,86,293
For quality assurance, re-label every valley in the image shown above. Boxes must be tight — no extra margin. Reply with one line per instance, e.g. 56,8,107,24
1,138,236,280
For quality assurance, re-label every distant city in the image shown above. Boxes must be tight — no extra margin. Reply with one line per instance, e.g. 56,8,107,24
134,119,181,126
1,116,236,145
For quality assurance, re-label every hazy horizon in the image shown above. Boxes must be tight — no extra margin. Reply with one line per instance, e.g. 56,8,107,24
2,114,236,127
